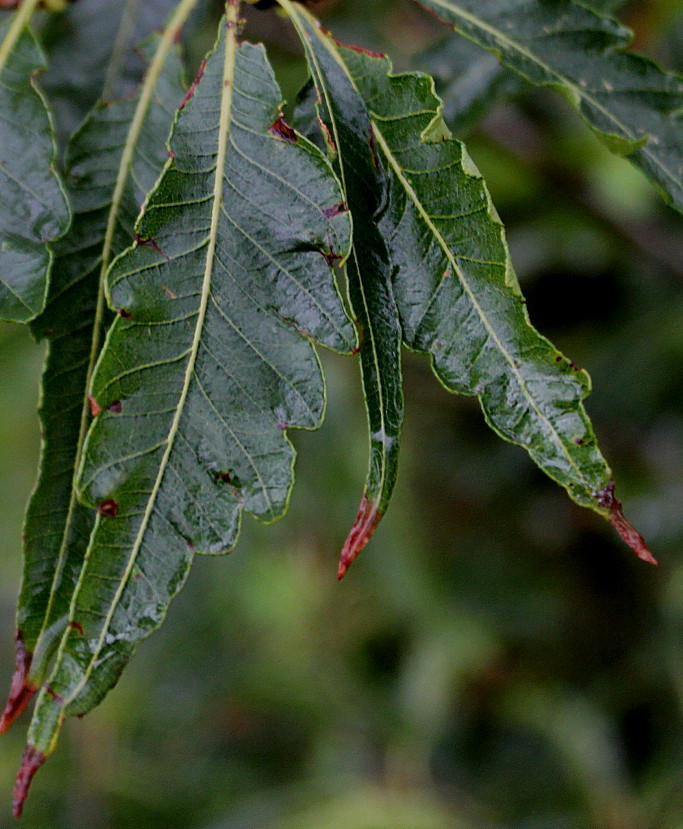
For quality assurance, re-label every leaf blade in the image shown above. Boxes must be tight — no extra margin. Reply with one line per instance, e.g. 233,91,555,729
281,0,404,577
0,16,70,323
415,0,683,212
1,16,190,735
333,34,654,559
24,9,354,776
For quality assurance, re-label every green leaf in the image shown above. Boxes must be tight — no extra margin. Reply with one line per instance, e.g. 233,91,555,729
0,34,187,744
20,8,354,792
285,6,656,565
416,34,521,136
0,13,70,323
36,0,144,146
414,0,683,212
36,0,201,147
282,0,404,578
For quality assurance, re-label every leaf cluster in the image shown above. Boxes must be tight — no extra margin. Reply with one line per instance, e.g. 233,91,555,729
0,0,680,815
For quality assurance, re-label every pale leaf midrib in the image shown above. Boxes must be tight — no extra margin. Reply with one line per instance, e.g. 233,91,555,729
370,122,589,489
55,6,240,718
29,0,200,675
0,0,41,76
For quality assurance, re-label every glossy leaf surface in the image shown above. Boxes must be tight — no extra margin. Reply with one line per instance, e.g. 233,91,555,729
0,16,69,322
24,12,354,771
415,0,683,212
341,43,614,509
282,0,404,577
0,36,187,739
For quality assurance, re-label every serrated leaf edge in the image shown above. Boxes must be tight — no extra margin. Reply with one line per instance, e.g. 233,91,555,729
415,0,683,211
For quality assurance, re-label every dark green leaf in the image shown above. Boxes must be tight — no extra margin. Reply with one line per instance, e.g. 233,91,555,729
415,0,683,212
0,16,189,742
37,0,204,148
0,14,70,322
284,4,655,565
283,0,404,577
21,10,354,786
415,35,522,136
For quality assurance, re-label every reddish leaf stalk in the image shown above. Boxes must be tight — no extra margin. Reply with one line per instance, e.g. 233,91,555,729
596,481,658,565
338,494,383,579
0,635,37,735
13,746,45,818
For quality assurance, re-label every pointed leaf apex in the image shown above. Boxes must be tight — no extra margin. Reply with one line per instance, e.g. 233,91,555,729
338,495,383,579
13,745,45,818
596,481,658,566
0,636,37,735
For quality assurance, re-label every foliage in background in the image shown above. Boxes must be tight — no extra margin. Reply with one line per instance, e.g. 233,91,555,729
0,0,681,825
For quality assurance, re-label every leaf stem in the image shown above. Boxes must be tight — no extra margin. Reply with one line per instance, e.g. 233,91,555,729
0,0,41,75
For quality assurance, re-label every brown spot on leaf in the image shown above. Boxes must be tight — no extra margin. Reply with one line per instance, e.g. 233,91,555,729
88,395,102,417
68,621,84,636
596,481,658,565
338,494,384,580
98,499,119,518
322,202,348,219
13,746,45,818
118,309,133,320
0,635,37,735
136,234,170,261
351,321,366,356
331,35,387,60
179,59,206,111
162,285,178,299
45,685,64,703
269,117,298,143
317,117,337,155
321,249,342,268
108,400,122,414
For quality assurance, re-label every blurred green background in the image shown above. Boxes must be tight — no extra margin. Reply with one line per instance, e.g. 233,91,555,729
1,0,682,826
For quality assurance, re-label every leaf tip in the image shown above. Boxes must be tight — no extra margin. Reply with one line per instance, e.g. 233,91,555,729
596,481,658,566
13,745,45,818
337,495,382,579
0,636,37,736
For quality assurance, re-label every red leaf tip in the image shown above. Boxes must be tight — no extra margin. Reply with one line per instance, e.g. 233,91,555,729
0,636,37,735
338,495,383,580
13,746,45,818
596,481,658,566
